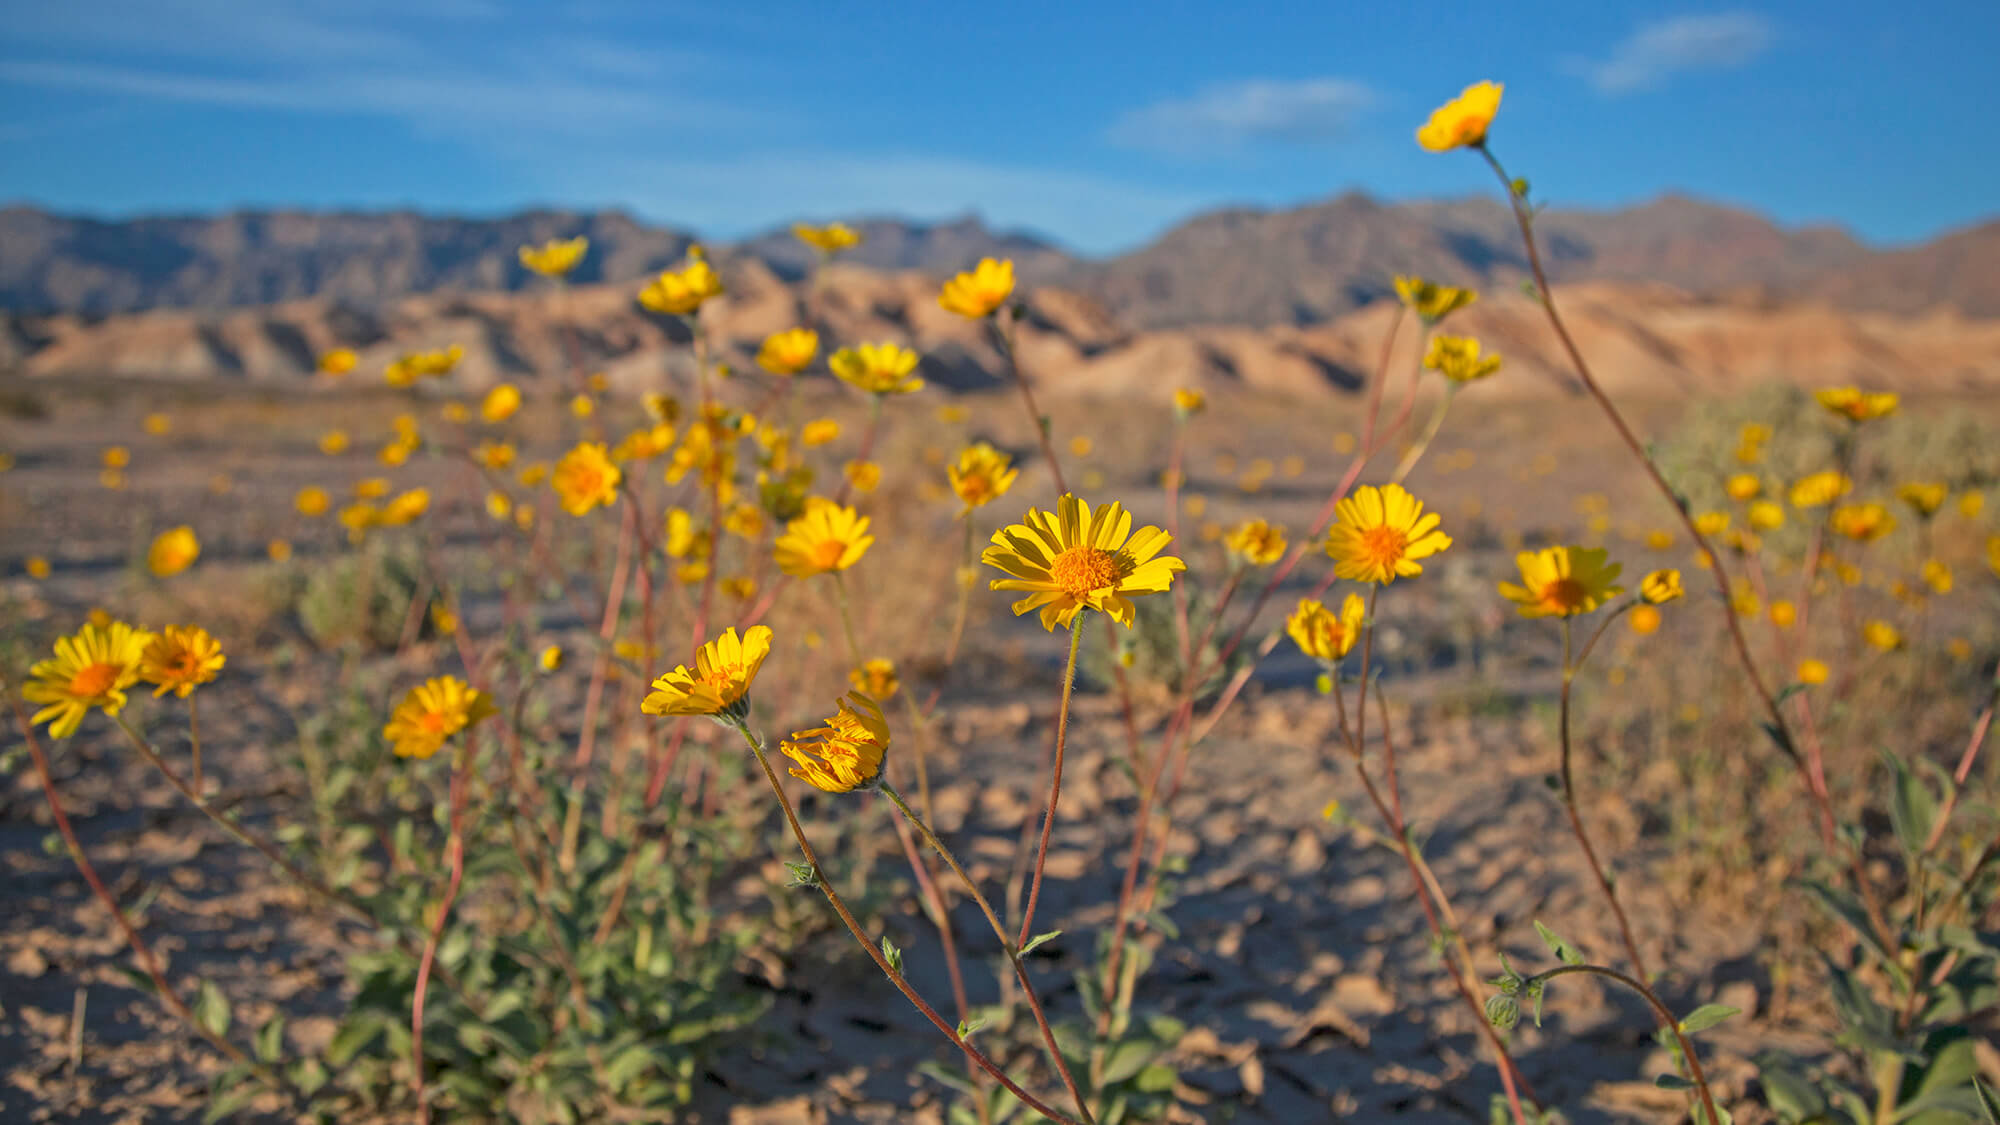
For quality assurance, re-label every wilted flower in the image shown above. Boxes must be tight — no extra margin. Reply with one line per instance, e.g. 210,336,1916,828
781,693,889,794
1640,569,1684,604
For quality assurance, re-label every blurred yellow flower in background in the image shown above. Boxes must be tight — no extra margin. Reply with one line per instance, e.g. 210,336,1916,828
553,441,621,516
1629,605,1662,635
140,625,225,698
1498,545,1624,618
641,625,773,718
1641,568,1684,604
844,460,882,494
25,621,154,738
637,256,723,316
793,222,862,254
938,257,1015,319
948,442,1019,511
266,539,292,562
1862,620,1903,652
481,383,522,423
781,692,889,794
775,497,874,577
1789,471,1853,508
1814,387,1899,423
319,429,350,455
519,235,588,278
757,327,820,375
1747,500,1785,531
1225,519,1288,567
849,658,900,700
295,486,331,516
982,493,1185,630
1798,659,1830,685
1422,335,1502,383
1324,484,1451,584
1725,474,1762,502
380,489,431,527
1172,388,1206,418
1417,80,1503,151
1831,502,1895,542
830,343,923,395
383,676,495,760
1393,276,1478,323
318,348,358,377
148,526,200,577
1286,594,1365,663
1895,482,1947,518
143,412,171,435
1921,558,1952,594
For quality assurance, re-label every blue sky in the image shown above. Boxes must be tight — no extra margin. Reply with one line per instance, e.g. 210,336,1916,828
2,1,1994,255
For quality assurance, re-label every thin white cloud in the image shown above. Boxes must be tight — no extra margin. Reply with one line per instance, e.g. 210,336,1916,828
1570,13,1775,94
1108,77,1374,155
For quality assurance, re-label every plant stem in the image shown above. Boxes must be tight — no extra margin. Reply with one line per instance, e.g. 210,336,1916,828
1557,619,1650,982
993,307,1066,493
735,726,1085,1125
413,736,475,1125
884,783,1095,1124
1523,963,1722,1125
1018,615,1084,948
187,693,203,793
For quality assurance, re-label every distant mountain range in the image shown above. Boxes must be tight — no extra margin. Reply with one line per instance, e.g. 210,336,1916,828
3,194,1997,326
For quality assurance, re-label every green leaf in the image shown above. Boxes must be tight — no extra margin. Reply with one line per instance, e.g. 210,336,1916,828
1019,930,1062,958
1100,1039,1159,1085
193,980,231,1039
1973,1079,2000,1124
325,1013,384,1067
1754,1053,1829,1124
955,1014,988,1039
1134,1063,1177,1094
1654,1073,1695,1091
915,1060,980,1098
881,936,903,974
1799,880,1893,967
1884,750,1939,858
1534,920,1585,966
1678,1004,1742,1034
253,1016,285,1064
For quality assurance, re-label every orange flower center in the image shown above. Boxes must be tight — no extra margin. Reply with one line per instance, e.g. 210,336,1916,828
1538,578,1589,613
67,662,122,699
1050,546,1122,598
418,710,450,735
164,652,203,681
568,466,605,497
1358,526,1410,570
809,538,850,571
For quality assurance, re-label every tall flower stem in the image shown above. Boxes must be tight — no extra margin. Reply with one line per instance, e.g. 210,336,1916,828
736,726,1085,1125
561,501,636,872
992,307,1066,493
884,783,1095,1124
413,735,475,1125
1018,615,1084,948
1556,619,1649,982
1390,385,1456,486
12,700,290,1104
187,694,204,793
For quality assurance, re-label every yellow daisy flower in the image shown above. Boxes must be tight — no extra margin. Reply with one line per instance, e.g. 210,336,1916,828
481,383,522,424
774,497,874,578
1417,80,1503,152
1725,474,1762,502
1323,483,1451,584
1393,276,1478,323
1895,482,1947,519
982,493,1186,630
139,625,225,699
1640,569,1684,604
318,429,350,455
637,256,723,316
148,526,200,577
1789,471,1853,509
1814,387,1898,423
379,489,431,527
1172,388,1206,419
801,419,842,447
553,441,622,516
1422,335,1502,383
849,658,900,700
1629,605,1662,635
295,487,331,516
641,625,774,719
1797,658,1830,685
781,692,890,794
1922,558,1952,595
948,442,1019,511
518,235,588,278
23,621,154,738
844,460,882,494
757,327,820,375
1830,502,1895,543
318,348,358,377
938,258,1016,319
1862,620,1903,652
830,343,923,396
793,221,862,254
1498,545,1625,618
382,676,495,760
1747,500,1785,531
1225,519,1288,567
539,645,564,672
1286,594,1366,663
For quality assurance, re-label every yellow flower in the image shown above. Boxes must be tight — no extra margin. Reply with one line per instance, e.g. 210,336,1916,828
382,676,496,760
663,509,701,558
723,503,767,541
484,491,511,520
430,604,459,636
1393,276,1478,323
481,383,522,424
1422,335,1501,383
1814,387,1899,423
23,621,155,738
611,424,675,463
338,503,379,542
148,526,200,577
1629,604,1662,635
982,493,1186,630
1172,388,1206,419
518,235,588,278
553,441,622,516
948,442,1019,511
830,342,923,396
102,446,131,469
1645,529,1675,551
1921,558,1952,595
1797,658,1830,685
1962,492,1986,520
722,575,758,601
380,489,431,527
1830,502,1895,543
295,487,331,516
377,441,412,467
1323,484,1452,585
757,327,820,375
1895,482,1947,519
781,692,890,794
350,477,387,499
1693,510,1730,537
473,441,517,471
793,221,862,254
1741,423,1773,445
802,419,841,448
539,645,564,672
1641,568,1683,604
141,412,171,436
139,625,225,699
318,348,358,377
1789,471,1853,509
939,257,1016,319
516,462,550,488
1735,443,1764,466
1747,500,1785,532
637,258,723,316
1286,594,1366,663
1862,620,1903,652
1417,80,1503,152
26,555,51,579
844,460,882,494
641,625,774,718
1070,435,1094,458
849,658,900,700
1725,474,1762,502
774,497,874,578
319,429,350,455
1770,601,1797,628
266,538,292,562
570,394,595,419
1225,519,1288,567
1498,546,1625,618
385,345,464,386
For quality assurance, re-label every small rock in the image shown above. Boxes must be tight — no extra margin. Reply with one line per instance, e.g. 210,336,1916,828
7,946,49,977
